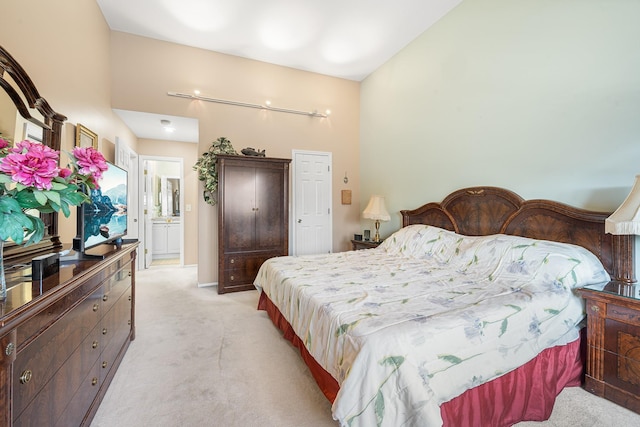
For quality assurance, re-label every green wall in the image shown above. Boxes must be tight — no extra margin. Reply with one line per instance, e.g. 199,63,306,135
361,0,640,237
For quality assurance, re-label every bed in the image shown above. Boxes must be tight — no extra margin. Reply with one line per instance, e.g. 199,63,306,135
254,187,631,427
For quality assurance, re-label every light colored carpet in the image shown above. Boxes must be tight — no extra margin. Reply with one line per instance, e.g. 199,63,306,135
91,266,640,427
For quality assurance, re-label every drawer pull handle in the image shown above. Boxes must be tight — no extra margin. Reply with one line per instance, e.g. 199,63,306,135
93,304,99,312
19,370,32,384
230,259,235,264
103,295,109,302
128,271,132,277
102,361,108,369
102,328,108,335
92,341,99,349
128,319,131,326
128,295,132,302
92,377,98,386
230,275,235,281
591,305,600,313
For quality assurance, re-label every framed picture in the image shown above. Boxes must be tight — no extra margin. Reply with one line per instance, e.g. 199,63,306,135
341,189,352,205
75,123,98,148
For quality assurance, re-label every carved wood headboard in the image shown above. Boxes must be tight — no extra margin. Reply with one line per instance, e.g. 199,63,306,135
400,186,634,282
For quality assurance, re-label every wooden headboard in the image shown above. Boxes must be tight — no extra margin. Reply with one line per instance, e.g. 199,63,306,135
400,186,634,282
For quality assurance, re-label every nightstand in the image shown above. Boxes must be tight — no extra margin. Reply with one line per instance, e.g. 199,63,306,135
351,239,382,250
578,281,640,414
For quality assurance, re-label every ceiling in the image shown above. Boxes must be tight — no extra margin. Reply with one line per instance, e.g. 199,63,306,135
98,0,462,142
113,109,200,143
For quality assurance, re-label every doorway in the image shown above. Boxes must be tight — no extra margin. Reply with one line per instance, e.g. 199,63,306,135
139,156,185,268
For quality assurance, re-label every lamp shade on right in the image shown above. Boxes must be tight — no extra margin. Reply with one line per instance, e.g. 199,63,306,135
606,175,640,235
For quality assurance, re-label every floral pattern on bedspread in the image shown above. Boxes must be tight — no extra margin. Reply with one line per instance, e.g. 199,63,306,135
254,225,610,427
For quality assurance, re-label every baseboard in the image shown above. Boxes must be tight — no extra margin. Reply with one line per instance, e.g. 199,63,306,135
198,281,217,288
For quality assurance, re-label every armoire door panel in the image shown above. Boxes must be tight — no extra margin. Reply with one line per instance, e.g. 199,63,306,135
223,165,257,252
255,168,286,250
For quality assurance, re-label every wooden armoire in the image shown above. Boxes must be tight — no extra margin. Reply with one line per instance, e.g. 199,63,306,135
216,154,291,294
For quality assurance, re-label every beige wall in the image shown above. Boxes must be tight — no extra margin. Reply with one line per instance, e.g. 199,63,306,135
361,0,640,238
1,0,139,244
109,32,361,285
2,2,360,286
137,139,199,266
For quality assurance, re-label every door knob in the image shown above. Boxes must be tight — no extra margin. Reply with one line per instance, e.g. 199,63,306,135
298,219,302,223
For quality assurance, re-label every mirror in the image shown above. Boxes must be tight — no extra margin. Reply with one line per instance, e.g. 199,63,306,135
147,159,181,219
1,45,67,265
160,176,180,217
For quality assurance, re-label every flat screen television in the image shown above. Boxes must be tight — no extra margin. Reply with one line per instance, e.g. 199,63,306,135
70,161,128,259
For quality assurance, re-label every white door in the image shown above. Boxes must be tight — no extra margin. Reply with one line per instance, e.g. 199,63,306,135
292,150,332,255
143,161,153,268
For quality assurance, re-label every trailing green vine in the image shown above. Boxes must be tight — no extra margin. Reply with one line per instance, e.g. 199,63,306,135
193,137,238,205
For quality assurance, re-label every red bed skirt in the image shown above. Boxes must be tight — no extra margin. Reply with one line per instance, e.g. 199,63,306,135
258,291,584,427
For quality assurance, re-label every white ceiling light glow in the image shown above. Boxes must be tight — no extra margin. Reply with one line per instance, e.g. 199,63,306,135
161,0,233,32
257,3,318,51
97,0,463,81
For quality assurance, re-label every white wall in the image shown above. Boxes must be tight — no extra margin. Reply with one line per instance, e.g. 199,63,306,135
361,0,640,237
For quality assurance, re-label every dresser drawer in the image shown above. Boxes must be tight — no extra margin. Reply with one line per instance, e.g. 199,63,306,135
101,266,131,315
100,289,133,375
607,304,640,326
223,253,277,271
223,268,257,286
12,288,103,418
13,321,103,426
54,356,103,427
15,278,104,349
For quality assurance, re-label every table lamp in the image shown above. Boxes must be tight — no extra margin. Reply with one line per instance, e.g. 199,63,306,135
605,175,640,283
362,195,390,242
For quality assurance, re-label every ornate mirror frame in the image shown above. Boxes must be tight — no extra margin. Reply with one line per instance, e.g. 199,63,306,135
1,45,67,264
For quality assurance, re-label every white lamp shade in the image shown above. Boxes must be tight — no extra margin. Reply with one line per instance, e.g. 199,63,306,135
362,195,390,221
606,175,640,235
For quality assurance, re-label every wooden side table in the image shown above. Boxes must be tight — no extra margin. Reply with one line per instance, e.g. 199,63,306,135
578,281,640,414
351,239,382,250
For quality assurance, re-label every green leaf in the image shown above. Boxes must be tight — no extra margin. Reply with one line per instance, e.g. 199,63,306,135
438,354,463,365
499,318,508,337
34,190,48,205
43,191,61,206
380,355,404,368
336,320,359,337
50,181,67,191
374,391,385,426
0,196,23,213
23,216,45,246
63,191,89,205
60,201,71,217
0,211,35,243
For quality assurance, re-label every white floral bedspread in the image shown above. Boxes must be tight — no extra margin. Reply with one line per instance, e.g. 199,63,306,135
254,225,610,427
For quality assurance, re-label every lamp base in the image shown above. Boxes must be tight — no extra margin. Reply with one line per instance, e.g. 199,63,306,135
373,220,381,242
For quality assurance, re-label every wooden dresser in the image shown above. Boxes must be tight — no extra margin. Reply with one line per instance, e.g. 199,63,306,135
579,281,640,414
0,244,138,426
217,155,290,294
